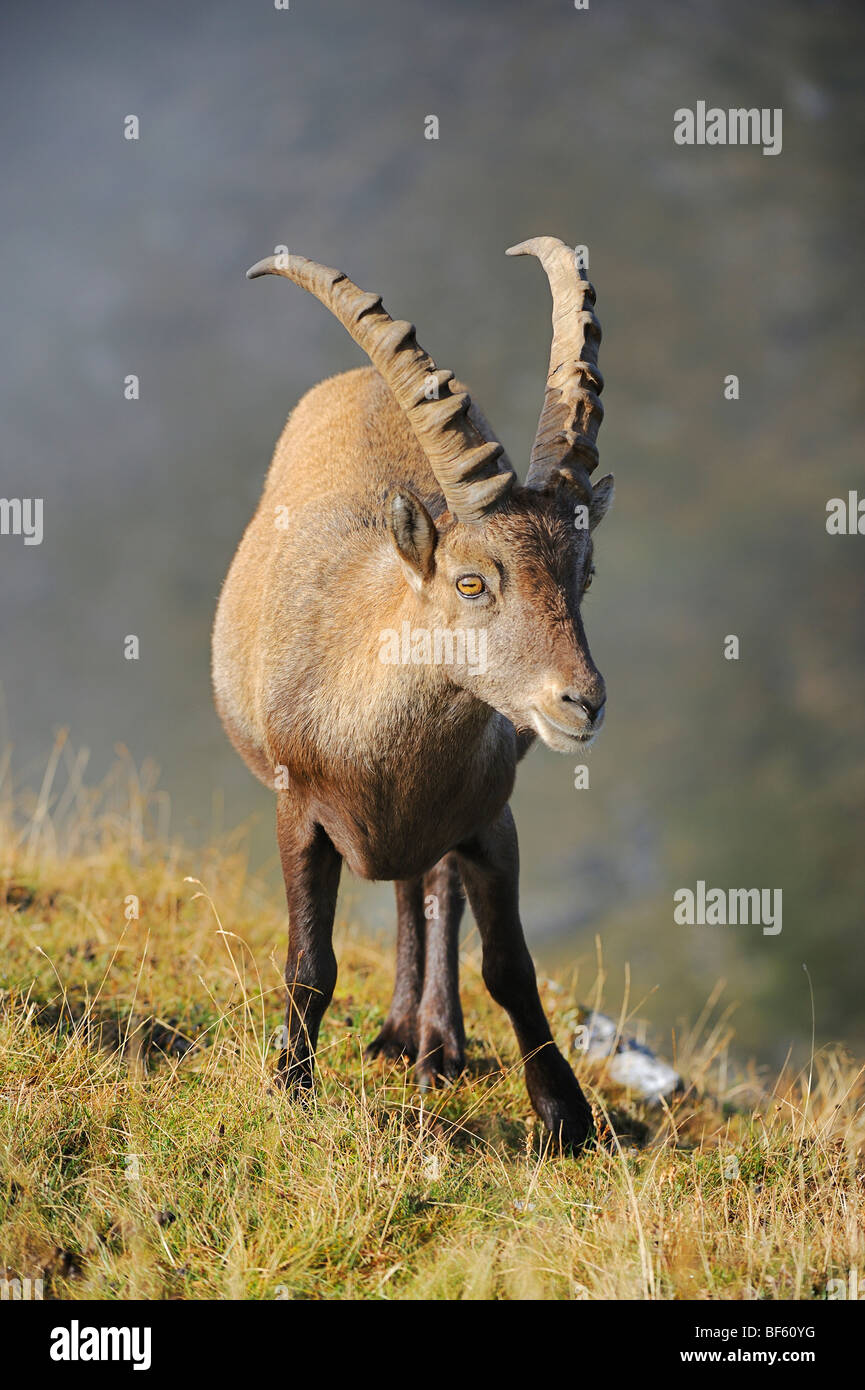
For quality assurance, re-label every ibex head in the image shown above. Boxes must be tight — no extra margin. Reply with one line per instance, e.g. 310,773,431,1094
247,236,614,752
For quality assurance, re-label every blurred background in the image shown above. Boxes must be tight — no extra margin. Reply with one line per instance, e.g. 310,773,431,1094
1,0,863,1067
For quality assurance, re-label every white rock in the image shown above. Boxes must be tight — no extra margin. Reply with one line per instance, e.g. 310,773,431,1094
575,1009,681,1103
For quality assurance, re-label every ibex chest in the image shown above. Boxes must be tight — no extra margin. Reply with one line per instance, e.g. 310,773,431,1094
310,717,517,881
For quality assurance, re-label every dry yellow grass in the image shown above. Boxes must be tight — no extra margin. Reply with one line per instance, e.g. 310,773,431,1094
1,740,863,1300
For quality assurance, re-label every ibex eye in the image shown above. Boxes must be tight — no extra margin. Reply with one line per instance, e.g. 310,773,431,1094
456,575,485,597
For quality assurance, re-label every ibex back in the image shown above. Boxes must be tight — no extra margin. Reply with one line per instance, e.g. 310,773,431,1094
212,237,614,1152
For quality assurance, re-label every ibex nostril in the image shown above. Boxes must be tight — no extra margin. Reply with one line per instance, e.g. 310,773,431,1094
561,691,605,722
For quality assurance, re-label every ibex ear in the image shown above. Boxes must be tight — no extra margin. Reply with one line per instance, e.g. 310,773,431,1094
388,491,437,591
589,474,615,531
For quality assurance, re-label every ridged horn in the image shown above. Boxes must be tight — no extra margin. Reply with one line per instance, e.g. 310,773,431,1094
506,237,604,493
246,252,515,523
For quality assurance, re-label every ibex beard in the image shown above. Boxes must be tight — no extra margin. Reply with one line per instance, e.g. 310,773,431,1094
212,237,614,1153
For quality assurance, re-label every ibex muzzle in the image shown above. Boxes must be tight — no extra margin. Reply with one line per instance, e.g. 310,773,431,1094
212,236,614,1152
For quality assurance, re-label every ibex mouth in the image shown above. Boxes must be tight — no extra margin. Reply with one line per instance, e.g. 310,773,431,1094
528,706,601,752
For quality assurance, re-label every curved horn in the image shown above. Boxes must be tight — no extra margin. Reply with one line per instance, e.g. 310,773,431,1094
506,237,604,492
247,252,514,523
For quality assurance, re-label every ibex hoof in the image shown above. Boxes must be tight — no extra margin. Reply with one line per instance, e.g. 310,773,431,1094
366,1017,417,1062
542,1103,596,1156
415,1030,466,1092
275,1056,315,1098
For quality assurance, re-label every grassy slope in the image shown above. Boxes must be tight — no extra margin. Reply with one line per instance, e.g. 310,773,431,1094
1,779,863,1301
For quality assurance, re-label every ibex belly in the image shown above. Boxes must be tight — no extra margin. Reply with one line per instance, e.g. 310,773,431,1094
309,738,516,881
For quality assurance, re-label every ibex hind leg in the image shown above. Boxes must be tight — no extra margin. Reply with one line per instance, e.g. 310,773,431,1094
367,855,466,1086
366,876,425,1062
456,806,595,1154
415,853,466,1090
275,798,342,1093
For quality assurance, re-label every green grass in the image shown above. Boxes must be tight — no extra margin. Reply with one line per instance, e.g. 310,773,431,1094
1,746,863,1300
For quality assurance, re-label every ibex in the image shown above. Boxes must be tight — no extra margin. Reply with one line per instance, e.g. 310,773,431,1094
212,237,614,1151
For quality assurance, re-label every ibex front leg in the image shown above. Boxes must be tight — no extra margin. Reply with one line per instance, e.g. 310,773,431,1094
276,796,342,1093
456,806,594,1153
